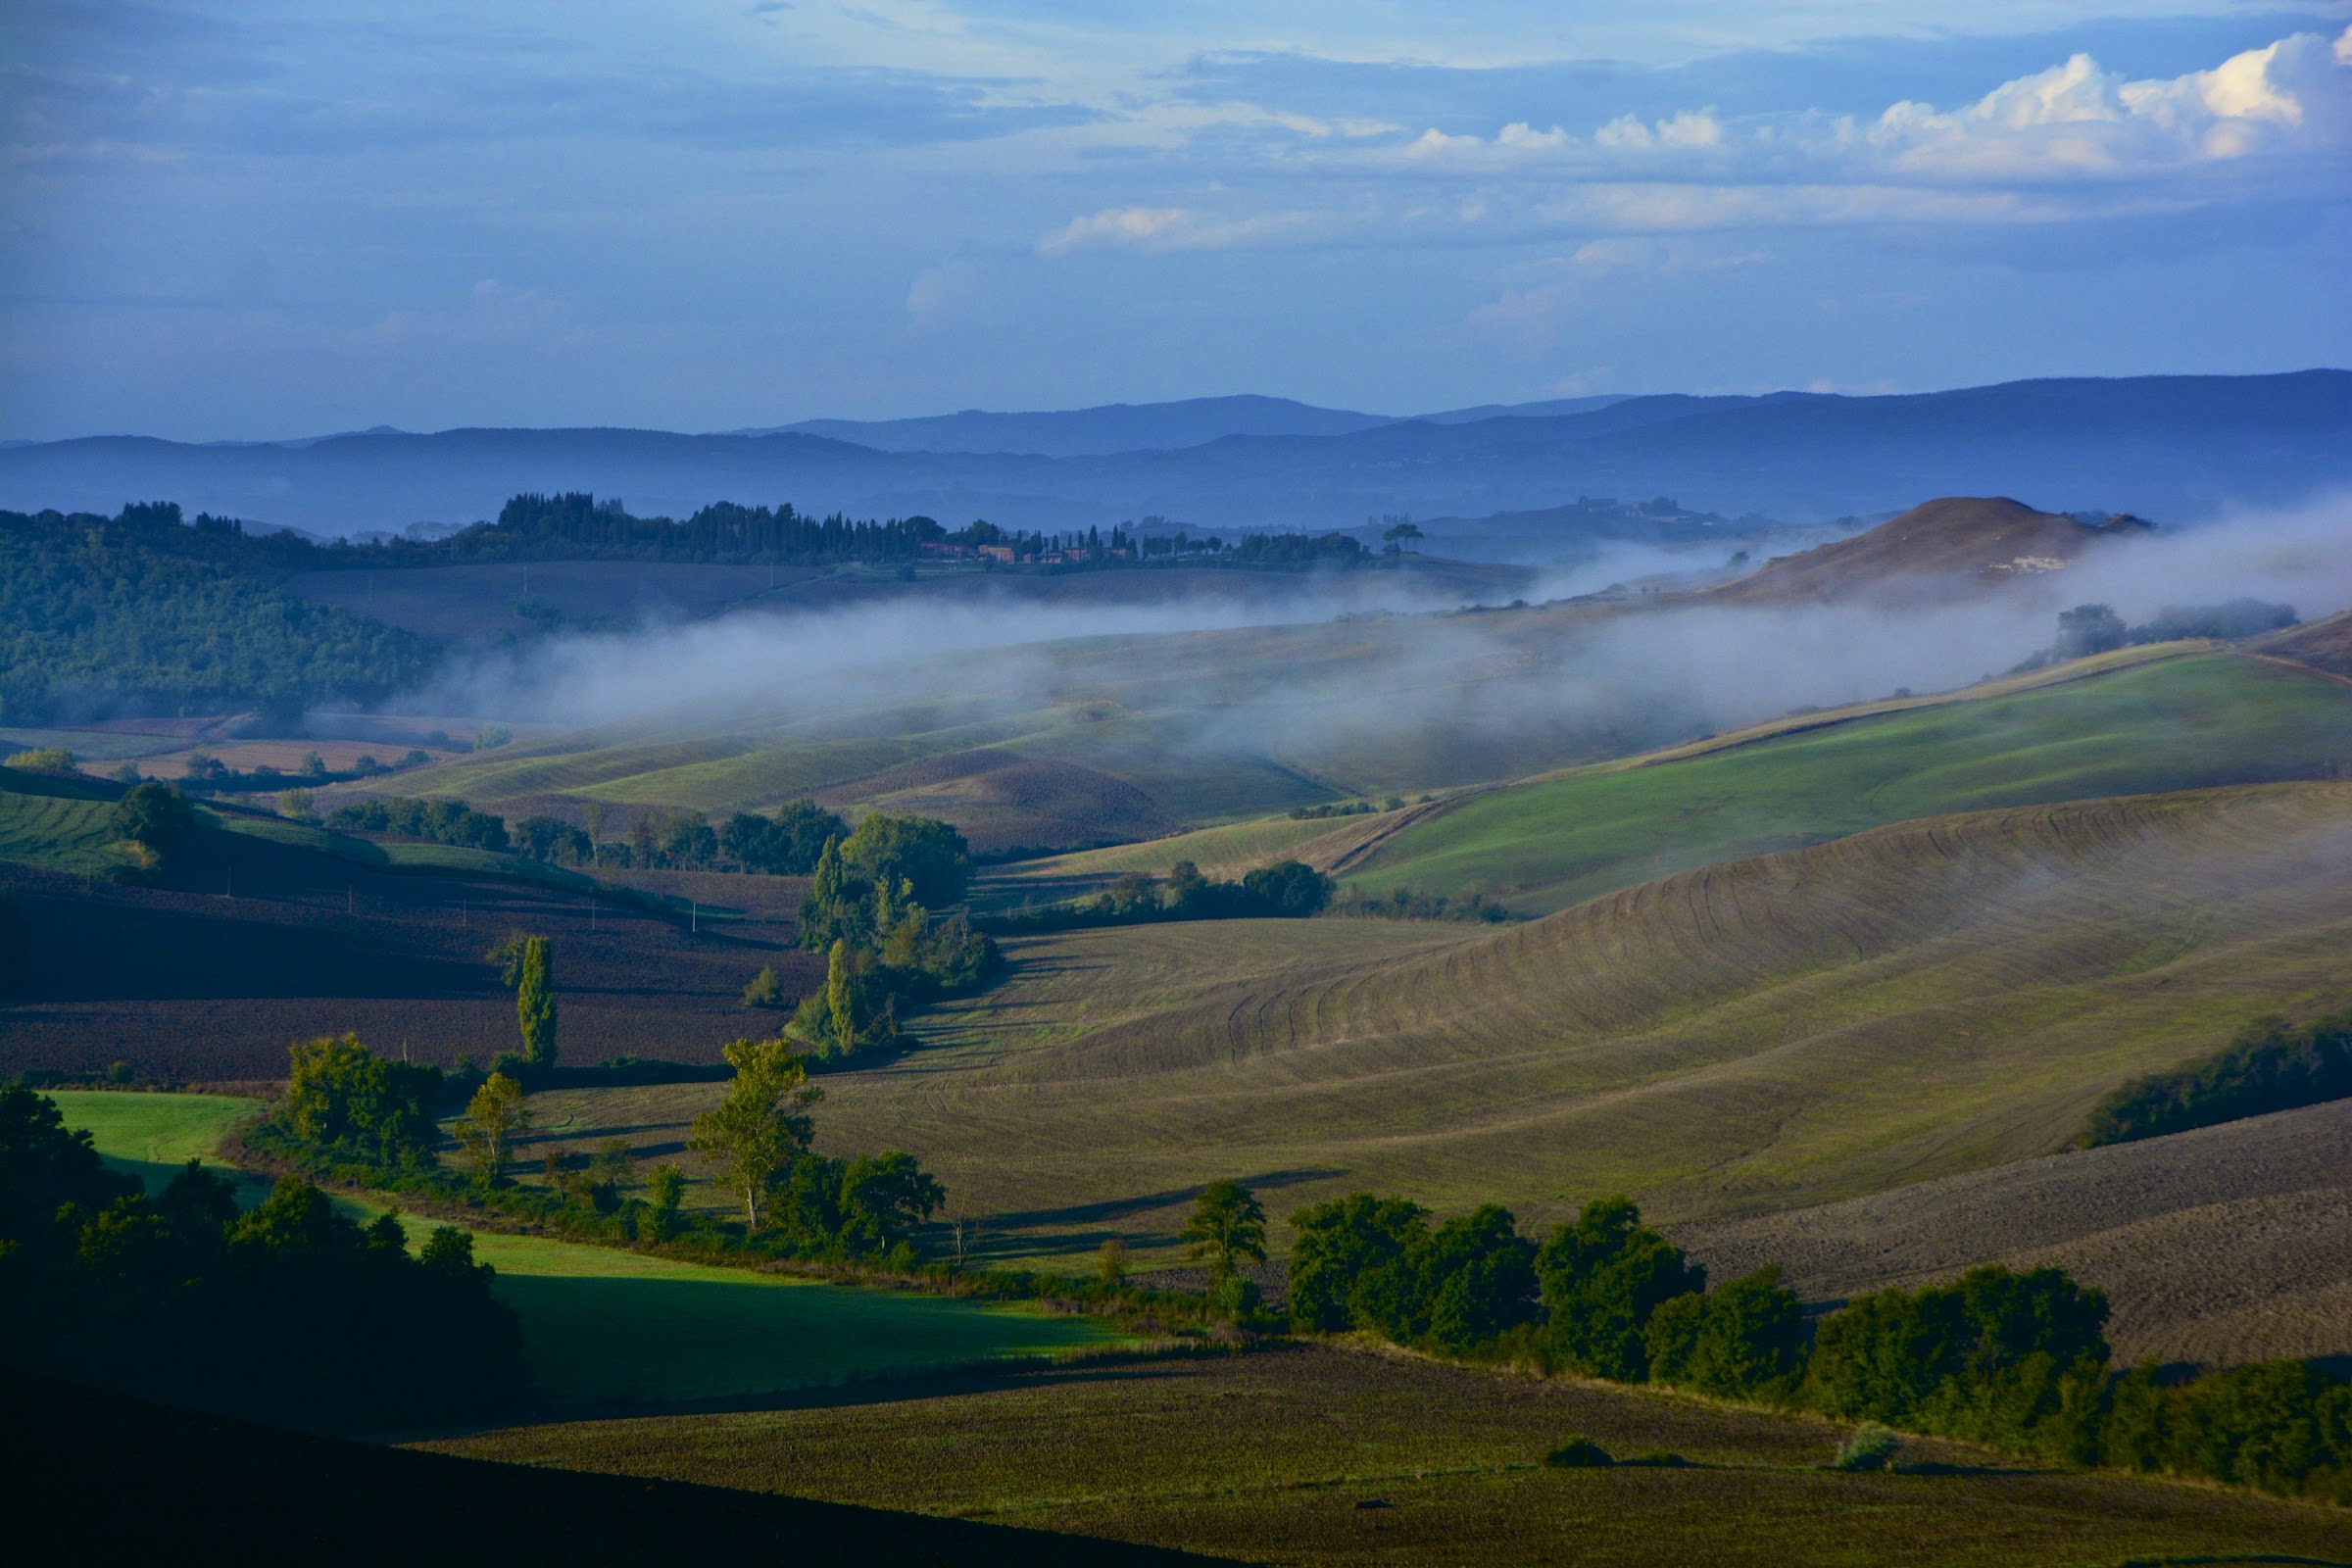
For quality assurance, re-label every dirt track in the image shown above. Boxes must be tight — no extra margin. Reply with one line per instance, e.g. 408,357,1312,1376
1673,1099,2352,1367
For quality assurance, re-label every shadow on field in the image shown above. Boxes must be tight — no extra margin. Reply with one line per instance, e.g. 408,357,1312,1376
981,1167,1345,1235
537,1351,1207,1427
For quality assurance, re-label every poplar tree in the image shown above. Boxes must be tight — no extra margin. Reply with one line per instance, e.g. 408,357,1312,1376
826,938,856,1054
516,935,557,1071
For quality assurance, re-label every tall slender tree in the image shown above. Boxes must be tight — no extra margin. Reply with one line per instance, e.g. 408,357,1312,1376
516,936,557,1071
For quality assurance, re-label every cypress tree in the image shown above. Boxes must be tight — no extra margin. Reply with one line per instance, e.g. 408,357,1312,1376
517,936,557,1070
826,938,856,1054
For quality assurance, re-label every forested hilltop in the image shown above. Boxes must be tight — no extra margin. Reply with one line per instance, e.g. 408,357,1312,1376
0,506,440,724
0,494,1385,721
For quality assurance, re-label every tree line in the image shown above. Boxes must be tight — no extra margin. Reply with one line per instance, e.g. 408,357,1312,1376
252,1027,947,1266
996,858,1332,934
0,1084,525,1432
2020,597,2297,669
2081,1009,2352,1146
1172,1177,2352,1503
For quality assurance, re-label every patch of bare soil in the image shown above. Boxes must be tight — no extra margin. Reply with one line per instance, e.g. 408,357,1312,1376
1673,1099,2352,1366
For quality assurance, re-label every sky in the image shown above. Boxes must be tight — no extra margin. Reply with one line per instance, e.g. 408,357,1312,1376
2,1,2348,439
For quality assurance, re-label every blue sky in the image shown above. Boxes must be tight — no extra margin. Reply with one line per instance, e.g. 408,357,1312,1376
2,1,2347,438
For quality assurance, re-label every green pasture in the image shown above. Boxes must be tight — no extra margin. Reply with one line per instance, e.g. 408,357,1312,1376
1350,653,2352,912
50,1091,266,1197
54,1092,1125,1410
0,770,135,876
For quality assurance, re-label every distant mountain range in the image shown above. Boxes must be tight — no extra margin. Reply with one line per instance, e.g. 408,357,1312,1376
3,372,2344,542
751,392,1633,456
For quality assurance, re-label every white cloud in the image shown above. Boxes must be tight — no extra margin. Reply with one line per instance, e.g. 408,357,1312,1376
1035,204,1309,255
1870,29,2350,174
1497,122,1570,150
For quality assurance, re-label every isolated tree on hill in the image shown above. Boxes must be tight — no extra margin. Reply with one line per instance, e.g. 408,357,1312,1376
1182,1179,1268,1283
455,1072,529,1182
514,936,557,1071
111,781,195,853
689,1037,821,1230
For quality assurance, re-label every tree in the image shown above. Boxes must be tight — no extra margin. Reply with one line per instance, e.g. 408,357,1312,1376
742,965,786,1008
834,1151,947,1254
281,1033,440,1166
1181,1179,1267,1283
1644,1267,1808,1398
645,1161,688,1239
688,1037,820,1230
1537,1195,1705,1380
1419,1204,1540,1352
455,1072,529,1181
1098,1237,1130,1288
838,813,973,907
515,936,557,1071
2052,603,2127,661
111,781,195,853
1288,1192,1429,1333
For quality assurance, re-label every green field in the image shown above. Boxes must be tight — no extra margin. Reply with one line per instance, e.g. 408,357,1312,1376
51,1090,268,1195
1348,652,2352,913
0,768,140,876
426,1346,2352,1566
52,1092,1128,1410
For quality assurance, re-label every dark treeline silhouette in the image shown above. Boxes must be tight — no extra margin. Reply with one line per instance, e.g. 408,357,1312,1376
0,1084,526,1432
2082,1010,2352,1147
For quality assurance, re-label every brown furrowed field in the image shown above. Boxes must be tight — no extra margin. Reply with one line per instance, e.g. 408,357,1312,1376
0,846,818,1079
421,1345,2352,1567
1675,1098,2352,1367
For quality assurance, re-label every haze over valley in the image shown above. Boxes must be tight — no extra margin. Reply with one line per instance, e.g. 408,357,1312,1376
7,4,2352,1563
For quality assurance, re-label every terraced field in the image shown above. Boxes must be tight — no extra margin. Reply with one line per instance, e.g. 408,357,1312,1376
1346,652,2352,913
779,781,2352,1265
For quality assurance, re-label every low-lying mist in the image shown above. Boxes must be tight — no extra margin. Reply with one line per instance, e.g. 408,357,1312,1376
403,496,2352,795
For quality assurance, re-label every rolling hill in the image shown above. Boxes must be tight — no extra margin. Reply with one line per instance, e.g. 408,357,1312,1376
1339,650,2352,914
1698,495,2148,606
560,782,2352,1294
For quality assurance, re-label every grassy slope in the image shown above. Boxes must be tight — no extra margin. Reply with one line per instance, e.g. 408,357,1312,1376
425,1347,2352,1568
0,765,613,899
1348,652,2352,913
783,781,2352,1264
51,1093,1126,1411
